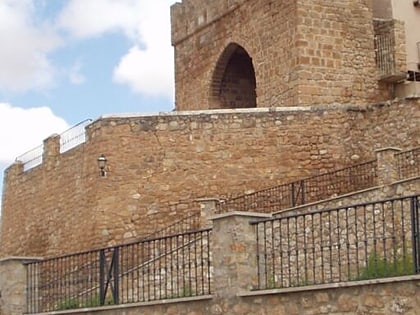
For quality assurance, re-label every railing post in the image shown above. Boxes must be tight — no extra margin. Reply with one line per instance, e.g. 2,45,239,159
300,180,305,205
375,147,401,185
112,248,120,305
99,250,105,305
291,182,296,207
210,212,271,300
410,196,420,274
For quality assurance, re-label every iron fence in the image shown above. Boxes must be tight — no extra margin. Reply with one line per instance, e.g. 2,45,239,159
252,195,420,290
144,212,201,240
375,33,396,77
216,160,377,214
396,147,420,179
60,119,92,153
25,228,212,313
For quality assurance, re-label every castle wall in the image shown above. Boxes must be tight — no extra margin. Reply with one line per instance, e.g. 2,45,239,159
295,0,378,105
171,0,380,111
0,99,419,258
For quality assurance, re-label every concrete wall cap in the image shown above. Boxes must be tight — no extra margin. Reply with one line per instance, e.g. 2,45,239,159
209,211,272,221
375,147,402,153
0,256,43,263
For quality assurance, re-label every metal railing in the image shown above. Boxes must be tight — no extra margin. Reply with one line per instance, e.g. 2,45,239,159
16,145,43,171
396,147,420,179
25,229,212,313
60,119,92,153
252,195,420,290
375,33,396,77
216,160,378,214
144,212,201,240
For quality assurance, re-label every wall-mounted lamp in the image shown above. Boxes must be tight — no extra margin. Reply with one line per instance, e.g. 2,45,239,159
97,154,107,177
414,0,420,7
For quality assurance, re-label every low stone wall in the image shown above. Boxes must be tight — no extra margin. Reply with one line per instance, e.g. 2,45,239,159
62,278,419,315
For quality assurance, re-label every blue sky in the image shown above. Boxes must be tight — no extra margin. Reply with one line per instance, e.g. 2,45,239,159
0,0,177,210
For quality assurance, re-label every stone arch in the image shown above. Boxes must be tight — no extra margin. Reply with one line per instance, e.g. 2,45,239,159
209,43,257,109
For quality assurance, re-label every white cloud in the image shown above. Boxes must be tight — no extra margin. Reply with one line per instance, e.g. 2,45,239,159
58,0,175,99
69,61,86,85
0,103,69,164
0,1,61,92
57,0,143,40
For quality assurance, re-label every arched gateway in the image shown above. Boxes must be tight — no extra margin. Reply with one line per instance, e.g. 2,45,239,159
210,43,256,109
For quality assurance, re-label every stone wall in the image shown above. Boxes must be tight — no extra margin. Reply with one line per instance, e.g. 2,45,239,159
1,213,419,315
171,0,380,111
0,99,419,258
55,278,420,315
0,258,40,315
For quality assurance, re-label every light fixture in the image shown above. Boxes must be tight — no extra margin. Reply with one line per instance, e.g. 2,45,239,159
97,154,107,177
414,0,420,7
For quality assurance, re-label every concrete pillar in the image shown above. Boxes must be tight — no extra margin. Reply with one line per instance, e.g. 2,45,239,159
375,147,401,185
0,257,41,315
196,198,220,228
210,212,271,298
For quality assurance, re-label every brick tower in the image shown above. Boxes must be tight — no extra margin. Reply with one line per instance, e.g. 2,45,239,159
171,0,379,111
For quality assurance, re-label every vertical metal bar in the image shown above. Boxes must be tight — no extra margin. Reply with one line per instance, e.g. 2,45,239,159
381,202,387,275
303,215,308,284
320,213,325,284
279,218,283,287
287,218,291,286
113,247,120,305
337,209,342,282
295,217,299,285
301,180,305,206
345,207,351,281
372,203,378,277
410,196,420,273
99,249,105,305
328,211,333,282
263,222,268,288
311,214,315,285
291,182,296,207
355,205,360,279
271,220,276,288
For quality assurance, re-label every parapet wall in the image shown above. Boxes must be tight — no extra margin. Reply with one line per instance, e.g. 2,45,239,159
0,99,419,258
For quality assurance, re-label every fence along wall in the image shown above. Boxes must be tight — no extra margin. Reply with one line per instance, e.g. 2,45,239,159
253,195,420,290
1,99,419,258
12,195,420,315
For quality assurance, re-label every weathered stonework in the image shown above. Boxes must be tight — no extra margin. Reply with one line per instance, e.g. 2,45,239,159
171,0,380,111
0,258,40,315
0,99,419,258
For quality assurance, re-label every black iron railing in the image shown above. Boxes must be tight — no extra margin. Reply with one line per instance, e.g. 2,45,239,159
216,160,378,214
25,229,212,313
144,212,201,239
396,147,420,179
252,195,420,290
375,33,396,77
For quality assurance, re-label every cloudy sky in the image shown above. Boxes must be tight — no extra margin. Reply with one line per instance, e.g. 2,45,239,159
0,0,177,210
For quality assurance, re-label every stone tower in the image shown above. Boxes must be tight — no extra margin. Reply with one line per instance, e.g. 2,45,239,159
171,0,379,111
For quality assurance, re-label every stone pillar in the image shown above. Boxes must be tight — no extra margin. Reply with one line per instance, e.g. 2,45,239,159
210,212,271,298
196,198,220,228
375,147,401,185
0,257,41,315
43,134,60,171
